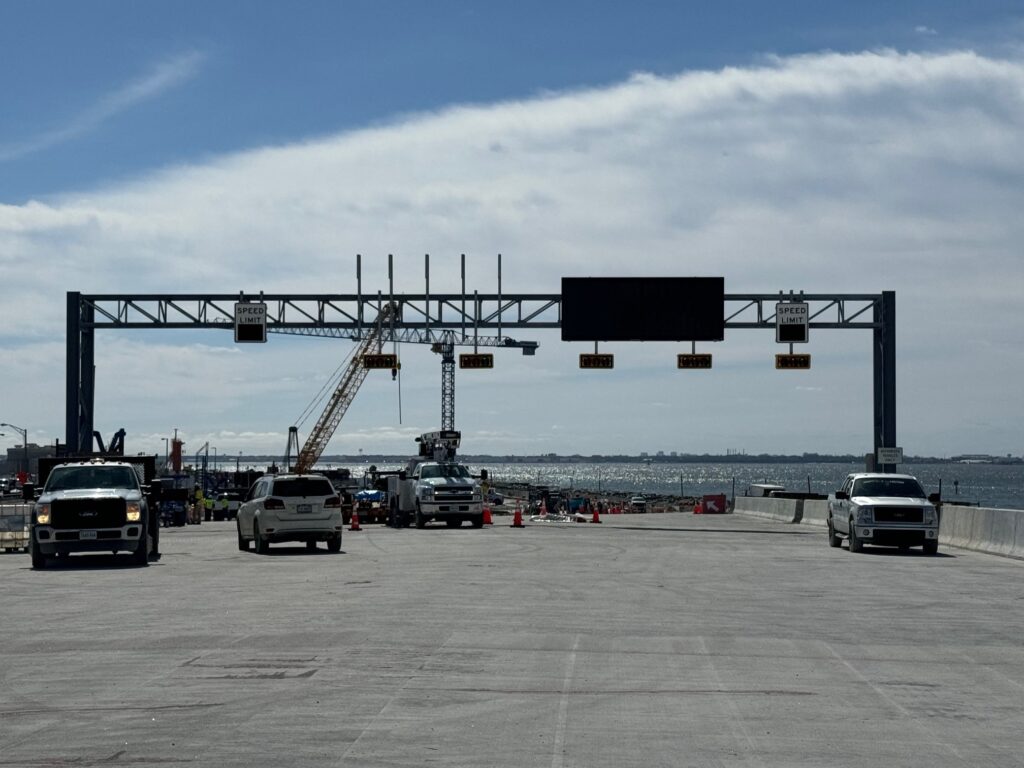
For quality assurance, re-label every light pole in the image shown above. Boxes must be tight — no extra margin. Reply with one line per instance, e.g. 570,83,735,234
162,438,169,471
1,422,28,479
212,447,217,473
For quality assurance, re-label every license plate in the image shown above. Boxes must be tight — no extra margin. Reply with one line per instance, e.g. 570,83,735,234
80,530,97,540
296,504,312,513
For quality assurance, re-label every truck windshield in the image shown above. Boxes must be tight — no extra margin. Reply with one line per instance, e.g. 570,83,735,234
852,477,926,498
420,464,471,479
46,466,139,492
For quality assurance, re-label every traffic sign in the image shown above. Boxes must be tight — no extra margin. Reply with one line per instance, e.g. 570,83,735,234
579,353,614,369
677,354,712,369
876,447,903,465
459,353,494,369
776,302,809,343
362,353,398,369
775,353,811,370
234,302,267,343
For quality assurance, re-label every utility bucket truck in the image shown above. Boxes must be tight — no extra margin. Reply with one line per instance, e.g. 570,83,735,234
387,431,487,528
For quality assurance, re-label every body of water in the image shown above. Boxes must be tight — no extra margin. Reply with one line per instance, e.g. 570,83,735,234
325,460,1024,510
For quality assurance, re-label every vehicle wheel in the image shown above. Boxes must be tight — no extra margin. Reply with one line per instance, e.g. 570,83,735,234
848,520,863,553
30,543,47,570
415,506,426,529
827,517,842,548
922,539,939,556
306,539,317,551
132,524,150,566
327,534,342,553
237,521,249,551
471,514,484,529
253,522,269,554
446,519,461,528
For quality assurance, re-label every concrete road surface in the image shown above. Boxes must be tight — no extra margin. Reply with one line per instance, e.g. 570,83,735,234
1,514,1022,767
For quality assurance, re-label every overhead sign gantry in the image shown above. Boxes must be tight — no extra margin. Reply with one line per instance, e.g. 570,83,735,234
64,260,896,469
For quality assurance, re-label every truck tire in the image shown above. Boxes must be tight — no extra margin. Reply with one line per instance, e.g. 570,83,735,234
415,505,426,529
306,540,317,551
471,514,484,529
827,517,842,548
848,521,863,553
327,533,342,552
922,539,939,556
30,542,47,570
446,520,461,528
131,524,150,566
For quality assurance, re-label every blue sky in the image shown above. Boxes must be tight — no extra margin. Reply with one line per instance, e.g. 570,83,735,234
2,1,1024,460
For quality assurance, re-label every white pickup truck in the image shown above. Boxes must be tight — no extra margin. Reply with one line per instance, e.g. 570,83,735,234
390,460,484,528
828,472,940,555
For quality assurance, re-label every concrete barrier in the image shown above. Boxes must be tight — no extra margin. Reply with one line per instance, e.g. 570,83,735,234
732,496,801,523
800,500,829,528
734,497,1024,560
940,504,1024,560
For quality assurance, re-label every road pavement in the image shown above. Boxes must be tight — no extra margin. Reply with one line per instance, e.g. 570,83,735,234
1,513,1022,767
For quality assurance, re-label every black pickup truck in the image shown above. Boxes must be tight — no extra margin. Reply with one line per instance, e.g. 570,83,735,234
29,457,159,569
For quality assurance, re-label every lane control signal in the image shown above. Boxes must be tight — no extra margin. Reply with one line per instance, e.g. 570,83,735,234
459,353,494,369
776,353,811,370
362,353,399,369
678,354,713,369
579,353,614,369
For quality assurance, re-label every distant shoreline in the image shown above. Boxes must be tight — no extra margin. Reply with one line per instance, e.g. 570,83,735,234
237,453,1024,466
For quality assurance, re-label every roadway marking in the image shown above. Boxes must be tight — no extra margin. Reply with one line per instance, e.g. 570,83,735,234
697,636,767,768
551,634,580,768
824,643,970,765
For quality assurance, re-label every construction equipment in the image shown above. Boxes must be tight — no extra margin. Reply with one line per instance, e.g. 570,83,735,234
288,302,398,474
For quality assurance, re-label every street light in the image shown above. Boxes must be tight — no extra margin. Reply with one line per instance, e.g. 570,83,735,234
1,422,29,479
212,447,217,472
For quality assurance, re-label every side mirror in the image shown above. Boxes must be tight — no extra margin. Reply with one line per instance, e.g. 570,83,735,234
21,483,35,501
480,468,488,481
399,471,407,481
835,490,848,500
928,492,941,505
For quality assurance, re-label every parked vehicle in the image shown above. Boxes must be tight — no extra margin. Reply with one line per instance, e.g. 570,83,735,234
236,474,343,553
385,431,486,528
827,473,940,554
214,491,243,521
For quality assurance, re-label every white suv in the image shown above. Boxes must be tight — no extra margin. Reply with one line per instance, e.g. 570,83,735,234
237,474,343,553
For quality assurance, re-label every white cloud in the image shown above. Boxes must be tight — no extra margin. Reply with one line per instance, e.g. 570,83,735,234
0,51,205,162
1,49,1023,457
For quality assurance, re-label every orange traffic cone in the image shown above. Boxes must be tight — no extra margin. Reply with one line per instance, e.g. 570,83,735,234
350,509,362,531
483,506,493,525
511,502,525,528
693,502,703,515
591,505,601,524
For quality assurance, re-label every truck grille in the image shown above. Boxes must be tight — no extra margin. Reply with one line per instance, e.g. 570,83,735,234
51,498,127,529
434,487,474,502
874,506,924,524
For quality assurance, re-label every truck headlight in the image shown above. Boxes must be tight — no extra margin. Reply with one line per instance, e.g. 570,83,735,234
856,507,873,524
36,504,51,525
420,487,434,500
472,489,482,501
922,507,936,525
126,502,143,522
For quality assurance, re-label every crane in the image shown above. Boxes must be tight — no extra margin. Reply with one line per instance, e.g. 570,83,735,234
288,302,398,473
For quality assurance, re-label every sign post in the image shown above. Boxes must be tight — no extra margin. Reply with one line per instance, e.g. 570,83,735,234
234,302,267,343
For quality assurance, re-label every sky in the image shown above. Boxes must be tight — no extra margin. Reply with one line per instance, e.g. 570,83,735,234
2,1,1024,462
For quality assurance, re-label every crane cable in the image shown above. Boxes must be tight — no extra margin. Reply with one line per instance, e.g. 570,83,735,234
292,341,359,430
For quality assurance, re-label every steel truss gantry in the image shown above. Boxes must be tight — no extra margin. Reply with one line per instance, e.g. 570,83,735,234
66,289,895,468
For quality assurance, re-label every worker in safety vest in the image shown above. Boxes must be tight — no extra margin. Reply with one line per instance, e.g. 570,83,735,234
218,494,230,520
204,494,215,522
